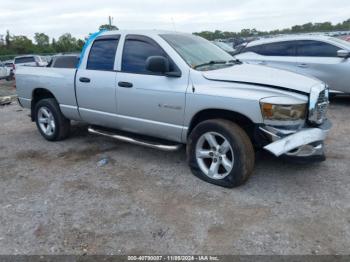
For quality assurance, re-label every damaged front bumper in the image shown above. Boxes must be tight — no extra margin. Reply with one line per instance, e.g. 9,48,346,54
260,120,332,162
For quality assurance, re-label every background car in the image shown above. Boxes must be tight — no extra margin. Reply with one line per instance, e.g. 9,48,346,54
341,35,350,42
235,35,350,94
0,60,14,81
13,55,48,74
0,62,8,79
212,41,236,56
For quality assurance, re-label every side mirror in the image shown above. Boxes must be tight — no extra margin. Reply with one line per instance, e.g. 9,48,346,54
145,56,182,77
145,56,169,74
337,49,350,58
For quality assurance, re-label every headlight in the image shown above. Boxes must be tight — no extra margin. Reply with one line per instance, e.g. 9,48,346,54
308,85,329,125
260,96,307,126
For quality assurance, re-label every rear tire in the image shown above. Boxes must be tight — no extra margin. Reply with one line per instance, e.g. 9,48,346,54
187,119,255,188
34,98,70,141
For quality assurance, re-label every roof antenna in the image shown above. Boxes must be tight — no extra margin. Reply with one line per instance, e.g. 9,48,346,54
171,17,177,32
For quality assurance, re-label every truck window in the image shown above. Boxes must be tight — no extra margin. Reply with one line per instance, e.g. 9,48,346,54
122,36,169,74
87,39,119,71
15,57,35,64
53,56,79,68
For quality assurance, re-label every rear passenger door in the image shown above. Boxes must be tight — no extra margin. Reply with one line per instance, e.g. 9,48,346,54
116,35,188,142
295,40,346,92
76,35,120,127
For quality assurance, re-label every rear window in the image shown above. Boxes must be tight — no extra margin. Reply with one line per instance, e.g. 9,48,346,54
87,38,119,71
52,56,79,68
15,57,35,64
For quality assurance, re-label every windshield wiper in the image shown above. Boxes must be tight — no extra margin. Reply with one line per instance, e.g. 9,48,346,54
193,60,227,69
228,59,242,64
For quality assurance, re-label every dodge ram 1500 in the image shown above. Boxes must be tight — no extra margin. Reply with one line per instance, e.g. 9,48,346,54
16,30,331,188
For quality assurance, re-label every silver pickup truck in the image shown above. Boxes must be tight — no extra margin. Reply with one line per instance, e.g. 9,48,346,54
16,30,331,188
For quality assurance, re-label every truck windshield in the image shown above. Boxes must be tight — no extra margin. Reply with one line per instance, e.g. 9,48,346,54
161,34,235,71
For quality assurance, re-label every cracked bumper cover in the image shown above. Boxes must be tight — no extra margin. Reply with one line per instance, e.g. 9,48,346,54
262,120,332,158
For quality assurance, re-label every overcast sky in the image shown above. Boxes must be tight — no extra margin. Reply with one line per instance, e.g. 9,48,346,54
1,0,350,40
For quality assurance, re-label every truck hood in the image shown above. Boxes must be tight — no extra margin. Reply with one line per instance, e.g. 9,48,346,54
202,63,322,94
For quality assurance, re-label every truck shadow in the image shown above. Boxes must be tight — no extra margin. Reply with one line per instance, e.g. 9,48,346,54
66,120,329,189
329,95,350,105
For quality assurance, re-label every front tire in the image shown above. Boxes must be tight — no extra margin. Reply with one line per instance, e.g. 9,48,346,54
34,98,70,141
187,119,255,188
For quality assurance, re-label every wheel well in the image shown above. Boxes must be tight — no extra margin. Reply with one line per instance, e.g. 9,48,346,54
188,109,256,141
31,88,56,121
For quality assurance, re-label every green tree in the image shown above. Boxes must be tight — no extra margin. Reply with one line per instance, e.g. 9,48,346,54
56,33,79,52
99,24,118,31
34,33,49,47
77,39,85,49
11,35,34,54
5,30,10,47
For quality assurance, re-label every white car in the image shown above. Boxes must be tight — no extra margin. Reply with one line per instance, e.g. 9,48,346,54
236,35,350,94
212,41,236,56
0,62,7,79
13,55,48,74
0,61,14,80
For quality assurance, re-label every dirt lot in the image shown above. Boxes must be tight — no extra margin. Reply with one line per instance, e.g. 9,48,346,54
0,79,15,97
0,80,349,255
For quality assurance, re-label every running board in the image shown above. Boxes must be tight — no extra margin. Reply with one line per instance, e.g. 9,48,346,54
88,126,182,152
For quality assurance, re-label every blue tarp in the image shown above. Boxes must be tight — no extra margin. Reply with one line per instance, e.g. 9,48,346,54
77,30,106,68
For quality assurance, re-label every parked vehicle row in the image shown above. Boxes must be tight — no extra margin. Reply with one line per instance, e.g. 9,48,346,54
13,55,48,72
16,30,330,188
341,35,350,42
235,35,350,94
4,54,78,79
212,41,236,56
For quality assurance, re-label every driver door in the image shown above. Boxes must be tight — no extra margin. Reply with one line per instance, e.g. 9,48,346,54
116,35,188,142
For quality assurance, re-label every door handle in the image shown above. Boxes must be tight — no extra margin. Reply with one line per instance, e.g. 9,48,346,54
79,77,91,83
118,81,133,88
257,61,267,65
297,63,308,68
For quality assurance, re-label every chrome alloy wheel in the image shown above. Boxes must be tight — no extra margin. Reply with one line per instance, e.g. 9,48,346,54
195,132,234,180
37,106,56,136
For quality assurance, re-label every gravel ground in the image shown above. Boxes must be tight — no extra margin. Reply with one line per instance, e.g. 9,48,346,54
0,80,15,97
0,81,349,255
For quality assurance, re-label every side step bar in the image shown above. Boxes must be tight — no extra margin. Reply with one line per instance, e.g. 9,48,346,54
88,126,182,152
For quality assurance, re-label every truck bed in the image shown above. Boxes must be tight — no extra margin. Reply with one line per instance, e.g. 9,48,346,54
16,66,80,120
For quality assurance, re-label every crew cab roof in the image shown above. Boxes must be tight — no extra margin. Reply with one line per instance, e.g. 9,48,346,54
99,30,190,37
